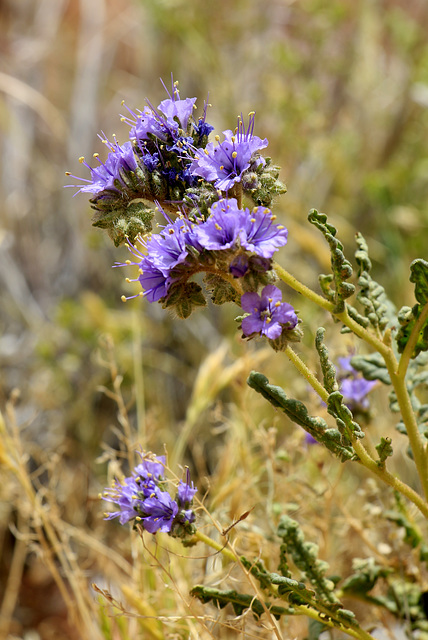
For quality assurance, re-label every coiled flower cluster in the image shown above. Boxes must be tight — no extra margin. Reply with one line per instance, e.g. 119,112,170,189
68,78,299,347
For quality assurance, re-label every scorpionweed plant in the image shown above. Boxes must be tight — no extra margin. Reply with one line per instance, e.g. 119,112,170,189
68,77,428,639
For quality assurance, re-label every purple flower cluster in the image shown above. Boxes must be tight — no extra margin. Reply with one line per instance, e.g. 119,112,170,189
103,453,197,535
241,285,298,340
69,78,293,328
119,198,289,302
67,78,213,198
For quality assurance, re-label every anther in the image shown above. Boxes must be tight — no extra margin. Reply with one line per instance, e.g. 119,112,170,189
121,295,127,302
79,156,85,163
232,151,237,158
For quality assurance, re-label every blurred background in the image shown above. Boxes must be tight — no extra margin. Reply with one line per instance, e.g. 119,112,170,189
1,0,428,638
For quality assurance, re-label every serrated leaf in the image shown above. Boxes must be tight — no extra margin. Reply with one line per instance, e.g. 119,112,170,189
354,233,395,331
190,585,293,620
341,558,392,596
410,259,428,305
315,328,339,394
375,436,393,466
350,353,391,385
247,371,355,461
315,329,364,440
396,260,428,357
278,516,339,605
308,210,355,313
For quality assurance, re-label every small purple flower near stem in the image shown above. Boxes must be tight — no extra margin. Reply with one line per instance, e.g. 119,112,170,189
241,285,298,340
103,453,198,536
177,468,198,507
66,138,138,196
140,487,179,533
192,198,288,260
338,357,377,411
189,113,268,191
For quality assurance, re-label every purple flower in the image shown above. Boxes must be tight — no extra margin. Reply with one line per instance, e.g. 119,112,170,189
66,139,138,196
103,476,145,525
158,96,197,131
337,357,377,411
177,469,197,507
134,453,166,481
122,79,197,145
239,206,288,259
189,113,268,191
241,285,298,340
192,198,244,250
103,452,198,535
140,488,179,533
118,212,201,302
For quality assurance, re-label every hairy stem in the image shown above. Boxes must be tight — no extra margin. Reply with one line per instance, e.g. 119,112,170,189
276,264,428,504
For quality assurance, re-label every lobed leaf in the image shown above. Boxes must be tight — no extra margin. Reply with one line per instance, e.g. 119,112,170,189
308,210,355,313
247,371,355,461
396,260,428,358
190,585,293,620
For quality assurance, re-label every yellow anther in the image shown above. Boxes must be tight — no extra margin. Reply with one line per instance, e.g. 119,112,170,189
121,100,125,105
248,110,255,116
250,218,256,223
121,295,127,302
79,156,85,163
215,223,222,230
135,516,142,521
139,291,144,297
125,259,132,265
266,317,272,323
271,215,277,220
139,268,144,274
126,278,131,283
232,151,237,158
231,136,236,143
277,225,284,230
268,298,273,302
93,153,99,158
219,165,224,171
65,171,71,176
275,301,281,307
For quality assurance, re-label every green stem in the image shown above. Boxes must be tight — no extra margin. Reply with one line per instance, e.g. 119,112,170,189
385,350,428,501
292,605,377,640
284,345,428,518
194,527,377,640
274,262,389,356
277,264,428,504
193,529,236,562
274,262,334,313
